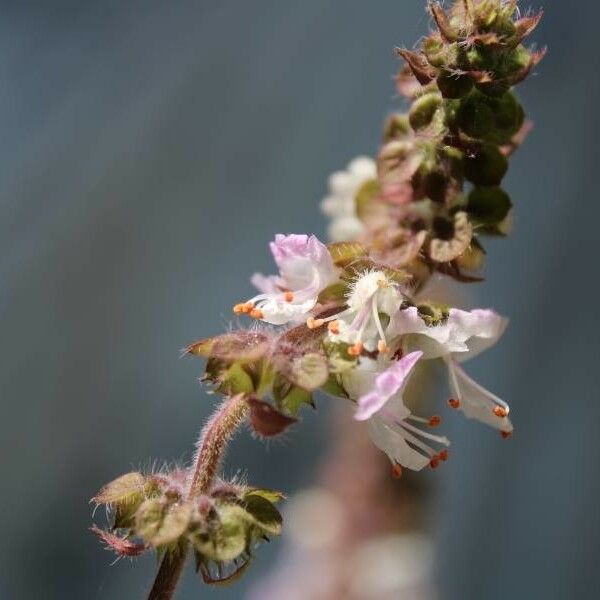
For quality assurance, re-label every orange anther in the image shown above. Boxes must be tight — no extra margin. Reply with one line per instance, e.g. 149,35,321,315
283,291,294,303
233,303,246,314
348,342,364,357
493,406,508,418
327,320,340,335
428,415,442,428
501,430,513,439
391,463,403,479
438,449,449,462
377,340,390,354
430,457,440,469
250,308,264,319
241,302,254,314
448,398,460,409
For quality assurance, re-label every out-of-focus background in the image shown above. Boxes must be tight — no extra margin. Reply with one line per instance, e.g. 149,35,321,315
1,1,599,598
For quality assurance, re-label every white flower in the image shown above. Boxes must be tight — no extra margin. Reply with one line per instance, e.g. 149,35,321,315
321,157,377,242
313,270,405,356
235,234,338,325
345,352,450,472
388,307,513,434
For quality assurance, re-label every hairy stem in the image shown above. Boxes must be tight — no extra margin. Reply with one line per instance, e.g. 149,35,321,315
147,394,249,600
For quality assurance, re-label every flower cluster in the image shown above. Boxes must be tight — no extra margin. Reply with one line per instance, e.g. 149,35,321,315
92,2,543,596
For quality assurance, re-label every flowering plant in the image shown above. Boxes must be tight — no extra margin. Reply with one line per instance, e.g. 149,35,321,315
91,1,544,597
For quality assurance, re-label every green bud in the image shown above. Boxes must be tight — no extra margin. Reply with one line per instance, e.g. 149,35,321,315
437,71,473,99
409,93,442,131
382,114,411,141
148,503,193,548
422,35,446,68
243,488,285,504
219,363,255,395
135,498,165,543
467,186,512,224
476,79,510,98
464,143,508,185
457,94,496,138
192,505,247,562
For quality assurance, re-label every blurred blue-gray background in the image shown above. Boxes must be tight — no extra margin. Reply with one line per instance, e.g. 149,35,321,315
1,1,598,598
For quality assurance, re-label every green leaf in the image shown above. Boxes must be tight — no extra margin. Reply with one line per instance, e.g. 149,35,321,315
281,386,313,415
93,472,147,506
317,282,348,304
321,374,348,398
218,363,255,395
243,488,286,504
242,495,283,537
328,242,368,267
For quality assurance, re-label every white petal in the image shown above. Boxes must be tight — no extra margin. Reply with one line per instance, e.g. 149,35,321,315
368,416,431,471
259,297,317,326
446,359,513,432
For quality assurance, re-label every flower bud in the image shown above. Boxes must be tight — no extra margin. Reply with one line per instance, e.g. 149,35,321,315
437,70,473,99
409,92,442,131
382,113,411,141
464,143,508,186
467,186,512,224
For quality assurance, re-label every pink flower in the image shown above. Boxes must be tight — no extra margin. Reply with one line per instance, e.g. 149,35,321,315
388,307,513,434
346,352,450,472
235,234,338,325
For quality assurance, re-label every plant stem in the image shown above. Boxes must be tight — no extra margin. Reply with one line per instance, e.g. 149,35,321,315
147,394,249,600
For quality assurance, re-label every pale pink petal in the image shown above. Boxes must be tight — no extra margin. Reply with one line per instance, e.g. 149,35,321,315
447,359,513,432
367,416,431,471
354,351,423,421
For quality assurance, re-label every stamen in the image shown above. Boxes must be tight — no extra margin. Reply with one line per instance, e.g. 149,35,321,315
327,320,340,334
438,449,449,462
428,415,442,428
377,340,390,354
233,303,246,314
430,456,440,469
283,291,294,303
391,463,403,479
250,308,264,319
501,430,512,439
306,317,325,329
348,342,364,356
493,406,509,418
448,398,460,409
371,298,388,351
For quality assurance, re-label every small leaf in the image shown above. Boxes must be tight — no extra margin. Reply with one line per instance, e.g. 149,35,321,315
321,374,348,399
317,282,348,304
91,526,147,557
327,242,368,267
290,353,329,391
243,495,283,536
184,338,215,358
243,488,286,504
218,363,255,395
281,386,313,416
248,398,298,437
93,472,147,506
